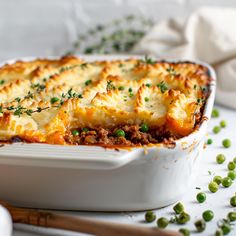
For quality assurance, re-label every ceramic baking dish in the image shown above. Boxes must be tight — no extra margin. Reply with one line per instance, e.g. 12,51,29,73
0,55,216,211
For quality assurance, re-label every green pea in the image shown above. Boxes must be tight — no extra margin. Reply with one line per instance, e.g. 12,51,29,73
196,192,206,203
208,181,218,193
227,212,236,222
212,108,220,118
233,157,236,164
222,139,231,148
85,79,92,86
157,217,169,228
213,126,221,134
220,120,227,128
213,176,222,185
230,196,236,207
227,161,235,171
194,219,206,232
176,212,191,224
140,123,149,133
222,177,232,188
202,210,214,222
216,154,226,164
227,171,236,180
173,202,184,214
50,97,60,104
215,229,223,236
179,228,190,236
207,138,213,145
221,223,231,235
82,128,89,132
145,211,156,223
118,86,125,91
114,129,125,137
71,130,79,136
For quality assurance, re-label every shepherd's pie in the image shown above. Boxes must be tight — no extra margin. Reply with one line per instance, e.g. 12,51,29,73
0,56,211,146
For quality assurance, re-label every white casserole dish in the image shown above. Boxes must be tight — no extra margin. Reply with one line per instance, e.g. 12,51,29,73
0,55,216,211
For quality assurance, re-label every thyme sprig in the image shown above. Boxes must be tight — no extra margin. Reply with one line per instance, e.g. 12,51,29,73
166,66,178,77
157,81,168,93
62,88,83,100
66,14,154,55
106,80,116,91
140,55,156,65
0,104,59,117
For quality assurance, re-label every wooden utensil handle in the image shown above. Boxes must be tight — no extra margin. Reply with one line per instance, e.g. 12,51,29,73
6,204,180,236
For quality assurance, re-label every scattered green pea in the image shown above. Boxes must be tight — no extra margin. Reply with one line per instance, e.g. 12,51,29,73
220,120,227,128
140,123,149,133
212,108,220,118
114,129,125,137
208,181,219,193
157,217,169,228
196,192,206,203
227,171,236,180
230,196,236,207
176,212,191,224
222,177,232,188
173,202,184,214
71,130,79,136
233,157,236,164
227,212,236,222
216,154,226,164
222,139,231,148
179,228,190,236
145,211,156,223
215,229,223,236
213,176,222,185
221,223,231,235
202,210,214,222
194,219,206,232
207,138,213,145
227,161,235,171
213,126,221,134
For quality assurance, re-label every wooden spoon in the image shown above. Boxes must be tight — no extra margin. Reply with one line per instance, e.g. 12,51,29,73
1,201,181,236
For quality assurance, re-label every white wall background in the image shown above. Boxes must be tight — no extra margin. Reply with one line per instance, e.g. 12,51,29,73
0,0,236,61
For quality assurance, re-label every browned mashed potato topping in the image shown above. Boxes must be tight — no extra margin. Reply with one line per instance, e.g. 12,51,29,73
0,56,211,146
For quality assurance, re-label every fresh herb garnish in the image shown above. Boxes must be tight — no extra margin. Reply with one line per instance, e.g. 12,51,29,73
157,81,168,93
106,80,116,91
24,91,34,99
30,83,46,93
80,63,88,69
85,80,92,86
166,66,177,77
140,55,156,65
0,80,5,85
15,97,21,103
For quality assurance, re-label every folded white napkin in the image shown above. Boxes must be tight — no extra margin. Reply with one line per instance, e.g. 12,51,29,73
133,7,236,109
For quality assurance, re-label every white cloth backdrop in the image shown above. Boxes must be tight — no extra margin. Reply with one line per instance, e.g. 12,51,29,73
133,7,236,109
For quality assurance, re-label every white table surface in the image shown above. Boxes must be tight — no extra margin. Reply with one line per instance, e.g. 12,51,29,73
13,105,236,236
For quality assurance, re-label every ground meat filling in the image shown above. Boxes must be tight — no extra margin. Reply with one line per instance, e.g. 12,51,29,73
64,124,181,147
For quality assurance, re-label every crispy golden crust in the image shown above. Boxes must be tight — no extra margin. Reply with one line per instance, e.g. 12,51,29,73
0,56,210,145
